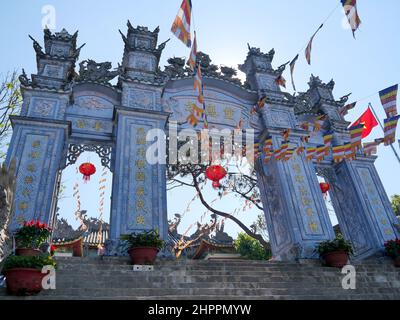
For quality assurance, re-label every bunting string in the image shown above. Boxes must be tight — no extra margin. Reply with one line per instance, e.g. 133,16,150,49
285,0,365,92
97,166,107,245
73,166,81,213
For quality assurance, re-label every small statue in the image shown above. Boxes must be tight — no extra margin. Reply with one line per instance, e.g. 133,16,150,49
29,35,43,55
339,93,352,104
157,38,170,51
19,69,30,86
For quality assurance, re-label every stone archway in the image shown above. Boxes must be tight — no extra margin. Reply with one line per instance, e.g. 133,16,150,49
6,23,399,261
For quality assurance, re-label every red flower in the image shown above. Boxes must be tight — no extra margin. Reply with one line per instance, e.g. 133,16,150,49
50,245,57,253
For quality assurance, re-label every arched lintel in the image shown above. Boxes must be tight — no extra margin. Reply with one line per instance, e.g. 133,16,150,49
71,82,121,104
163,77,258,103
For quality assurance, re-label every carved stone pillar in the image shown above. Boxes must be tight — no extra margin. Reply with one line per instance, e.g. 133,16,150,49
6,117,70,230
325,158,400,259
108,107,169,254
257,132,335,260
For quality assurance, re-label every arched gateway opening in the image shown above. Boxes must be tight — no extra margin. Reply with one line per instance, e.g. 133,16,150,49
6,24,398,261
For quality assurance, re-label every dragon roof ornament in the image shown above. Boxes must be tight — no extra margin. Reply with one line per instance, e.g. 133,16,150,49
246,44,275,62
308,74,335,91
76,59,121,84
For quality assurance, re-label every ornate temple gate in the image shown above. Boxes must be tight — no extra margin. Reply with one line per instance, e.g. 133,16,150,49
5,23,399,260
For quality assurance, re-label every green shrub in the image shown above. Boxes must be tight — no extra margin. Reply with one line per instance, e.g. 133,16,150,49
234,233,270,260
384,239,400,258
316,233,354,256
120,229,164,250
2,254,56,272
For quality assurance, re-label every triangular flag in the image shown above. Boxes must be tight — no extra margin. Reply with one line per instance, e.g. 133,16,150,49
187,31,197,70
379,85,398,118
305,24,324,65
289,54,299,92
341,0,362,39
171,0,192,48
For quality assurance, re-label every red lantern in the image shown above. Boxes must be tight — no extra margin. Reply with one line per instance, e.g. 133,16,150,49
319,182,330,195
79,162,96,182
205,165,227,189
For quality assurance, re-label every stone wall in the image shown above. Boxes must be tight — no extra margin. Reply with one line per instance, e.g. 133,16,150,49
0,160,16,264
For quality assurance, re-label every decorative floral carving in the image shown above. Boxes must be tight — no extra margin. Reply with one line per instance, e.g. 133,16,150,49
33,99,55,117
66,144,112,169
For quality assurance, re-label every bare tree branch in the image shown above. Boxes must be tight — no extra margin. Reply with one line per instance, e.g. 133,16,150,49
189,169,269,249
0,71,22,159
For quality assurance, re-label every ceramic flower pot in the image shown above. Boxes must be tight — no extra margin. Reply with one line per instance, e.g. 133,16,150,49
5,268,46,296
128,247,158,265
323,251,349,268
15,248,42,257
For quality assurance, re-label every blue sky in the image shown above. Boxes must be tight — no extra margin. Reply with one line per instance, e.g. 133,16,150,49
0,1,399,237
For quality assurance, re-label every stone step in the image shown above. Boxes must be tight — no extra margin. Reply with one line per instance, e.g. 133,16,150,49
54,256,393,264
56,271,400,282
54,258,397,266
54,257,396,267
54,266,400,274
2,257,399,300
27,286,400,297
51,280,399,291
52,271,400,282
53,267,399,277
2,294,397,300
2,287,399,300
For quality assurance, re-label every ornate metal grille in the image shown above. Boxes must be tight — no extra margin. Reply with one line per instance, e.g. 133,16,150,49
65,144,112,169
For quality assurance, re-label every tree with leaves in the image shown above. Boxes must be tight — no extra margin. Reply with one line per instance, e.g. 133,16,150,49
234,232,271,260
391,194,400,217
0,71,22,160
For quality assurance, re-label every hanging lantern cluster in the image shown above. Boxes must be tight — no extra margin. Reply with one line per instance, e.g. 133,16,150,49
319,182,330,198
79,162,96,182
205,165,227,189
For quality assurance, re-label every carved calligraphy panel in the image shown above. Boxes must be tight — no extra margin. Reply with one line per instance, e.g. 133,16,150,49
357,167,395,240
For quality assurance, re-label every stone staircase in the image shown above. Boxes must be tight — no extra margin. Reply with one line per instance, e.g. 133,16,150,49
1,257,400,300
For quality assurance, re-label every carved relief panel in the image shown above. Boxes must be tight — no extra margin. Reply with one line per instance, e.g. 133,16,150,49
162,88,253,130
29,98,59,118
285,152,327,239
331,163,376,256
111,113,167,239
50,43,70,57
128,52,157,72
262,106,295,129
8,122,67,231
356,167,397,241
256,74,278,91
25,94,68,120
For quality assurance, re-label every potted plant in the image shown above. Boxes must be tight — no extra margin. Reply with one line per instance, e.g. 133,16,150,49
316,234,353,268
2,254,56,296
384,238,400,267
14,220,52,256
121,229,164,265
